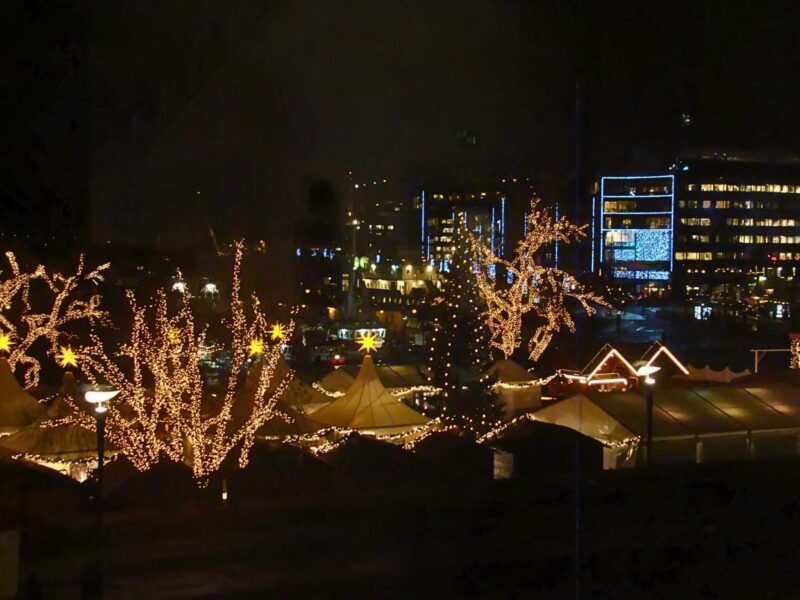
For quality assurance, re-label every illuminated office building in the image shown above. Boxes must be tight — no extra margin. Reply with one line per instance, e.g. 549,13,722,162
670,152,800,302
593,174,675,286
593,152,800,308
413,179,539,270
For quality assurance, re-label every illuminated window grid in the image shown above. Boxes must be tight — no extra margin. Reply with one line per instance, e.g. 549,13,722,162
599,174,675,274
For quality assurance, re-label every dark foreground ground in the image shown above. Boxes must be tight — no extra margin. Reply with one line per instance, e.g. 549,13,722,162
17,458,800,599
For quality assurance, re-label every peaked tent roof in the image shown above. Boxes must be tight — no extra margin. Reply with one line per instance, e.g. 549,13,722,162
534,393,638,446
489,359,536,383
0,358,45,432
309,355,430,434
317,363,427,394
1,372,99,461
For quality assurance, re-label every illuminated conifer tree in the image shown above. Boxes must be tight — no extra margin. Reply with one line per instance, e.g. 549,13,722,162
425,213,501,434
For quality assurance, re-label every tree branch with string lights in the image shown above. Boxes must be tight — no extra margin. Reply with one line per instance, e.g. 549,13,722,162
0,251,108,387
467,198,608,362
67,242,294,482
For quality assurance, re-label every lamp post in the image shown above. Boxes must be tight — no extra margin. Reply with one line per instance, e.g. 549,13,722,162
85,388,119,594
635,366,660,467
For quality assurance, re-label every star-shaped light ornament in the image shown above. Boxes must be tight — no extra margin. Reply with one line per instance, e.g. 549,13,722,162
167,328,181,345
248,338,264,357
0,332,14,354
270,323,284,341
56,345,78,368
358,331,380,354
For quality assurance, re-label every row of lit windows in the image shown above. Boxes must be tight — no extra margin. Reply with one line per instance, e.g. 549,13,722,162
688,183,800,194
681,199,785,210
680,218,711,226
675,252,712,260
677,252,800,262
604,217,670,228
733,235,800,244
726,218,797,227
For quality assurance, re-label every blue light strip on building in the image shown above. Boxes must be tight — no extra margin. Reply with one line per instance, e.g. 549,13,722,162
420,192,425,241
603,193,673,199
599,174,675,278
669,174,675,272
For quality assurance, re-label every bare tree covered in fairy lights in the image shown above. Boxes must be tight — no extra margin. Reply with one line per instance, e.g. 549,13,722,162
468,198,608,362
68,243,294,482
0,251,107,387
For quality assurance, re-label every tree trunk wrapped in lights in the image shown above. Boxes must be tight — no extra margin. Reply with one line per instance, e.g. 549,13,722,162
69,243,294,482
0,251,108,387
425,213,502,435
467,199,608,362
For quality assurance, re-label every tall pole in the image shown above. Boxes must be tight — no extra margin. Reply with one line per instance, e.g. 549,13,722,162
646,384,654,467
95,410,106,594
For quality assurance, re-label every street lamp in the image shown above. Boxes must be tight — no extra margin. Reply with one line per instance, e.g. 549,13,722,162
636,365,660,467
85,387,119,593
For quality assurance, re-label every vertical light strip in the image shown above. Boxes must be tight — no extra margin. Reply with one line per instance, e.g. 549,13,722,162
669,174,675,273
599,177,606,265
420,190,426,255
591,194,596,273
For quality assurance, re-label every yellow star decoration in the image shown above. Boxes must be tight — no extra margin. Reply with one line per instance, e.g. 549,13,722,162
56,345,78,368
270,323,284,341
248,338,264,357
0,332,14,353
357,331,379,354
167,328,180,345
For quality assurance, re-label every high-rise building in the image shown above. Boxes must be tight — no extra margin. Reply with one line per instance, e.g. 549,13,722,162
592,174,675,286
345,175,415,262
671,152,800,303
592,152,800,311
413,178,540,270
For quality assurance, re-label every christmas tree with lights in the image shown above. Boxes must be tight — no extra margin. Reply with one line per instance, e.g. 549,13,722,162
425,213,501,434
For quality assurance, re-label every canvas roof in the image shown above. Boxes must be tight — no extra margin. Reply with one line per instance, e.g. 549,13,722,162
0,358,45,432
317,363,426,393
489,359,536,383
535,384,800,446
309,355,430,433
0,373,99,461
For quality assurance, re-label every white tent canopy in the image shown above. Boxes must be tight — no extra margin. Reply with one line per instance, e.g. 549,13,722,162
309,355,430,435
0,359,44,434
534,384,800,468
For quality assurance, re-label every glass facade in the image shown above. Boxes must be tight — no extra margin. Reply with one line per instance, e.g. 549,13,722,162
599,175,674,282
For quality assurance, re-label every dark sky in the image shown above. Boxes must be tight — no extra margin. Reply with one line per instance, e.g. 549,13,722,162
5,0,800,248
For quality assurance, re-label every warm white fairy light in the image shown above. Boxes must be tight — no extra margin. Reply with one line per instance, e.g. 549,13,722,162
790,338,800,369
0,251,107,387
68,242,294,483
467,198,608,362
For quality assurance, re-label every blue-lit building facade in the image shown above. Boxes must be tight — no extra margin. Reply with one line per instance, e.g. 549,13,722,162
414,187,507,271
593,152,800,318
593,174,674,290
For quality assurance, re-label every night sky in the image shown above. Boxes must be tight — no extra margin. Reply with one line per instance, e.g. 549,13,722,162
4,0,800,248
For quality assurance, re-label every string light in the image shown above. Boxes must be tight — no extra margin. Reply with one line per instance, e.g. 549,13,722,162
790,338,800,369
0,251,107,387
467,198,608,361
67,242,295,484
